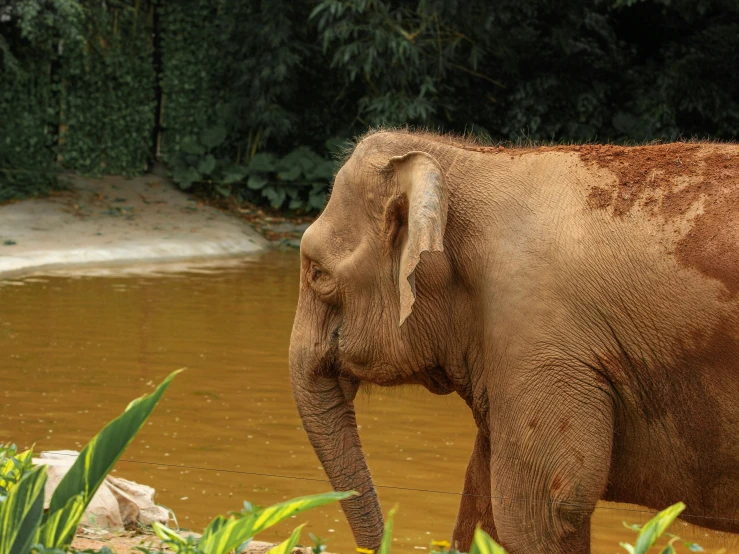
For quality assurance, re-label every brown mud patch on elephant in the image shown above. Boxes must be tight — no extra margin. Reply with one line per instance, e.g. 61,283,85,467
492,141,739,295
547,143,739,296
670,153,739,296
363,131,739,295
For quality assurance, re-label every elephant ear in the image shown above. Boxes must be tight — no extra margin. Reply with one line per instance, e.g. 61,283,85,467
387,151,448,327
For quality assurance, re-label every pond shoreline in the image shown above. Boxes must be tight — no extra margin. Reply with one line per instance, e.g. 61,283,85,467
0,171,312,279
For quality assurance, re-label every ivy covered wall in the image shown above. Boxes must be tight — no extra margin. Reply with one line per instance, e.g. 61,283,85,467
0,0,155,200
59,0,156,175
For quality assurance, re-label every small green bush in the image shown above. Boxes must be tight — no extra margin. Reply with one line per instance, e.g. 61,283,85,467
148,492,354,554
168,129,339,210
0,369,182,553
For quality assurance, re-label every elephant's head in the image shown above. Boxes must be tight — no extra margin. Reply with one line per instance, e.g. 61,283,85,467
289,133,475,549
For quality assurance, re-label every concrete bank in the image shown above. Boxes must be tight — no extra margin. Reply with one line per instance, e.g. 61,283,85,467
0,173,271,278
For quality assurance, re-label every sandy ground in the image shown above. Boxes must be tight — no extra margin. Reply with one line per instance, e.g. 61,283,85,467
0,173,272,278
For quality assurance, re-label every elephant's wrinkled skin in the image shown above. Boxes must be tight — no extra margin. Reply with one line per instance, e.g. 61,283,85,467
289,131,739,553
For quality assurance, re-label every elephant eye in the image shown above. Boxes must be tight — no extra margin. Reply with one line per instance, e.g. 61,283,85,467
308,262,337,301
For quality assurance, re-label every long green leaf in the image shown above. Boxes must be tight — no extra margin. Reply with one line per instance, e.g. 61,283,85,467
200,514,229,544
469,527,509,554
197,491,354,554
8,482,44,554
634,503,685,554
377,505,397,554
0,464,47,554
36,494,85,549
265,523,305,554
45,368,184,548
152,521,189,545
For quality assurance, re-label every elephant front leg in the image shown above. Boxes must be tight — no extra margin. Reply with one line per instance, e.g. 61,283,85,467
452,429,497,551
490,375,614,554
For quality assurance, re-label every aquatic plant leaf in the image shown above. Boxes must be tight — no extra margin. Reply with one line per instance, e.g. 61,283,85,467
197,491,354,554
0,463,46,554
36,494,85,548
469,527,508,554
200,514,228,543
152,521,189,545
633,503,685,554
377,505,398,554
265,523,305,554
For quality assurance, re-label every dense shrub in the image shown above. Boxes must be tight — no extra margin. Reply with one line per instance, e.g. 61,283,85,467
58,0,156,176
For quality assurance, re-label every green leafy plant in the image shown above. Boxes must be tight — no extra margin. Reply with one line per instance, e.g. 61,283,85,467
308,533,327,554
620,502,704,554
57,0,156,177
150,491,355,554
0,368,183,554
167,124,230,191
4,0,738,207
169,135,337,211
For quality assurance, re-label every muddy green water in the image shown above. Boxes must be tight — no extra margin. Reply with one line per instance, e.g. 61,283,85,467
1,250,735,553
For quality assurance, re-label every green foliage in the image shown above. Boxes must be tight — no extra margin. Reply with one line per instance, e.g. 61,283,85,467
154,0,739,210
0,436,705,554
0,62,60,203
621,503,704,554
0,0,154,202
157,0,228,164
377,505,397,554
45,368,183,547
467,528,506,554
0,369,182,553
264,523,305,554
311,0,485,127
0,450,46,554
308,533,327,554
313,0,739,142
168,129,337,210
0,1,79,202
158,0,338,211
149,491,354,554
58,0,156,176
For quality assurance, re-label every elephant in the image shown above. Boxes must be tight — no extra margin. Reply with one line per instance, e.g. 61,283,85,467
288,130,739,554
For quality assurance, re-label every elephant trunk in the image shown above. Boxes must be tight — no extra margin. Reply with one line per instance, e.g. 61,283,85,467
290,345,384,550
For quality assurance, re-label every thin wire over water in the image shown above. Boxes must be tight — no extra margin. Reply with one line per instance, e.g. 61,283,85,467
42,452,739,523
